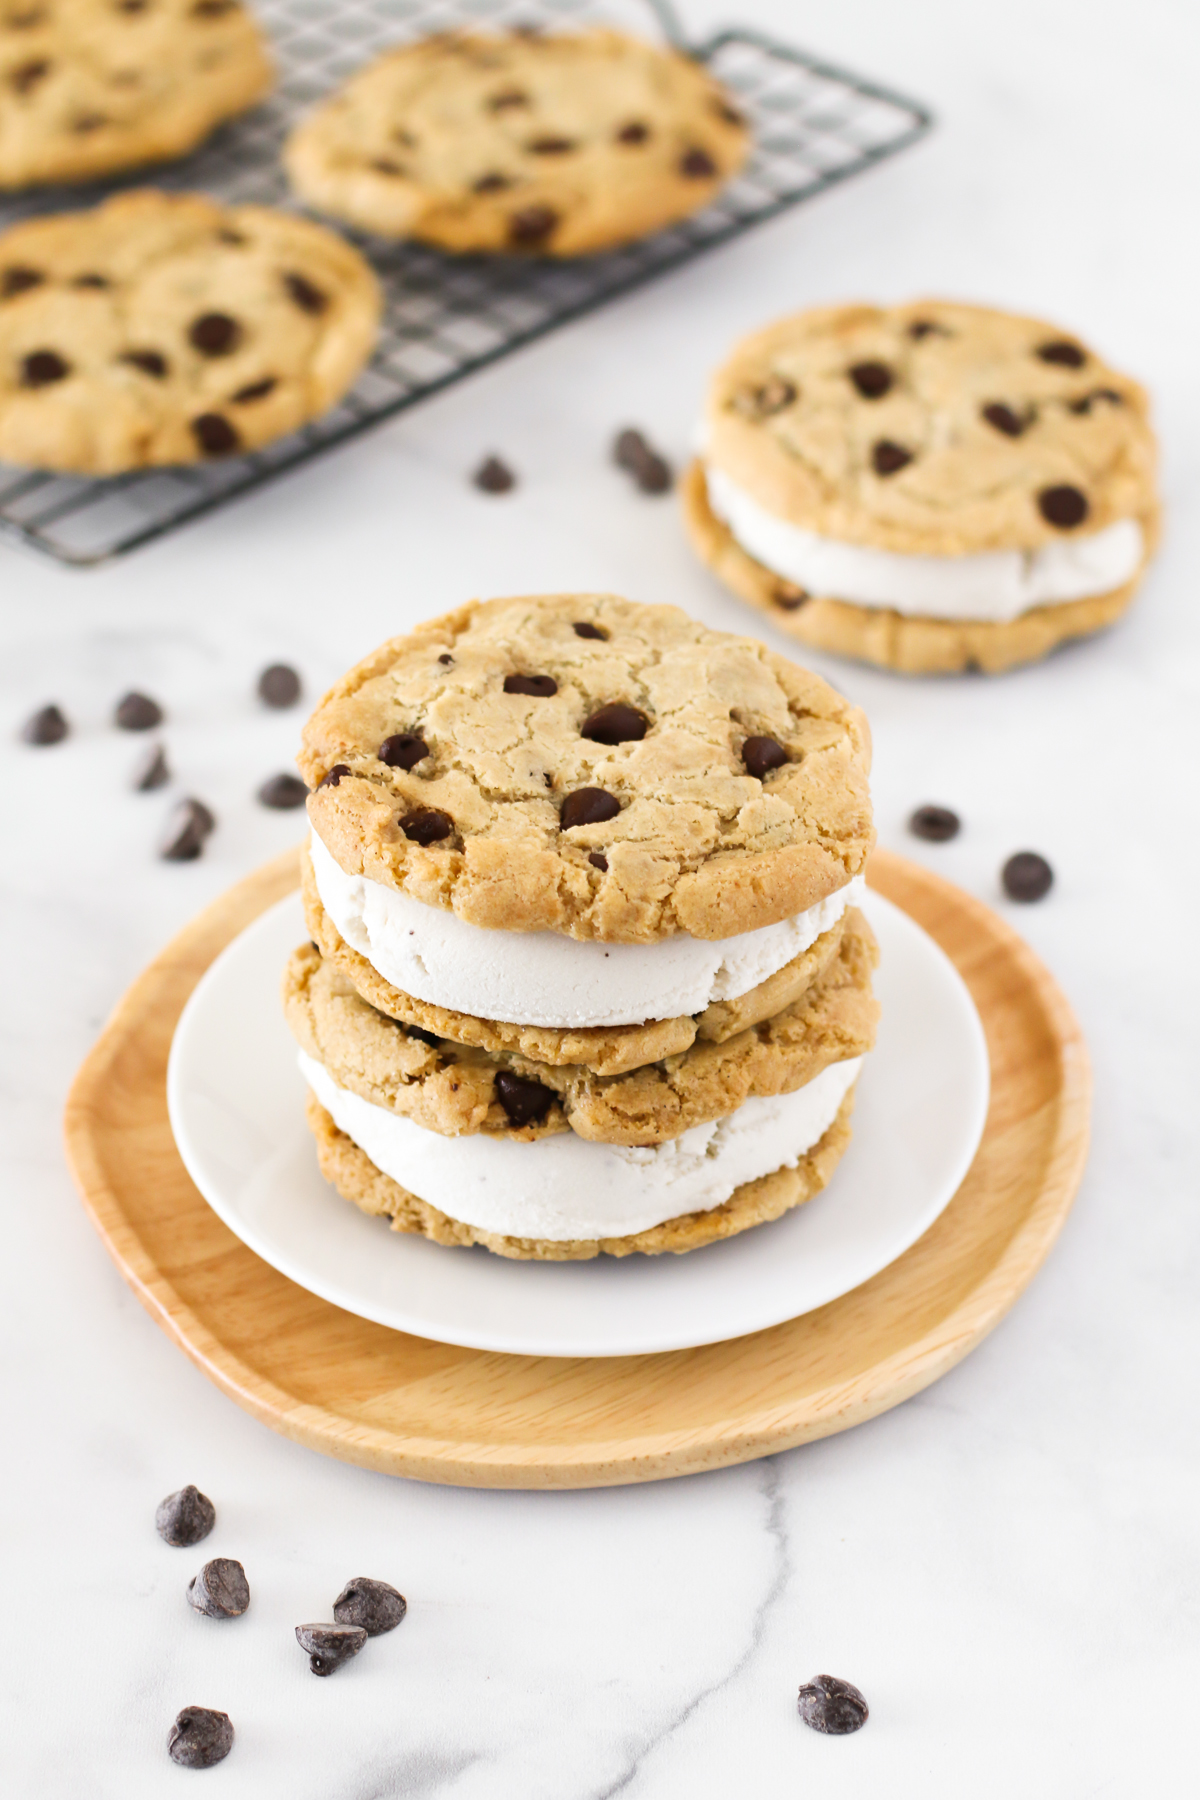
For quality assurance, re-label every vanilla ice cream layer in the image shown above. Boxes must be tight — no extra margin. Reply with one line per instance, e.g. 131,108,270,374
310,833,865,1030
704,463,1144,623
301,1050,861,1241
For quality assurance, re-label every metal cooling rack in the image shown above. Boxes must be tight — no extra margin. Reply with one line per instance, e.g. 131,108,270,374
0,0,931,565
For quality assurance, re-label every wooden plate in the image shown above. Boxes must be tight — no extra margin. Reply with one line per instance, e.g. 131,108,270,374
64,849,1090,1490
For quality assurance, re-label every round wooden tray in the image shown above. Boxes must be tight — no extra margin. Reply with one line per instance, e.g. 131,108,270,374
64,848,1090,1490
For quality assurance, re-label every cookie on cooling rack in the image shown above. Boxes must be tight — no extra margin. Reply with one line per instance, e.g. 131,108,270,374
683,300,1160,675
284,28,750,255
0,190,381,473
0,0,272,188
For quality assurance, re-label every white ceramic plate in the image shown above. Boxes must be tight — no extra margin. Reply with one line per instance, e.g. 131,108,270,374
167,889,989,1358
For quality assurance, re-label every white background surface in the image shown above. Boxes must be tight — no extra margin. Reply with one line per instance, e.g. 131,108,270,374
2,0,1197,1792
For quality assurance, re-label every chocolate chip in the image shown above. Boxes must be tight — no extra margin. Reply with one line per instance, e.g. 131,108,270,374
588,851,608,871
773,581,809,610
115,690,163,731
168,1707,233,1769
1,265,42,297
232,376,277,403
257,662,301,708
191,413,240,456
20,702,67,745
284,271,328,315
616,120,650,143
487,88,529,109
437,653,453,665
20,349,69,386
296,1622,367,1677
872,439,913,476
1002,851,1053,902
120,349,168,378
317,764,349,788
527,136,574,156
1037,340,1086,368
561,788,621,829
406,1024,441,1049
797,1675,869,1735
132,742,169,790
72,271,109,289
613,427,671,494
160,798,215,862
257,772,308,809
907,319,947,339
581,702,648,745
189,311,241,356
573,621,608,639
982,402,1029,437
1070,388,1123,414
11,58,49,92
909,803,960,842
186,1558,249,1619
849,360,893,399
473,455,516,493
1038,484,1088,528
401,808,454,846
494,1069,554,1127
155,1484,215,1546
742,735,788,778
505,674,557,697
509,205,558,248
680,146,717,178
378,733,428,769
333,1578,407,1636
472,172,512,193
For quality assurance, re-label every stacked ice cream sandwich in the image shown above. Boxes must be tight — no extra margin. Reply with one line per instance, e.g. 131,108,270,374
286,593,879,1261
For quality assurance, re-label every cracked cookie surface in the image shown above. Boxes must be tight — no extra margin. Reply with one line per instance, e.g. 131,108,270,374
301,593,874,945
0,0,272,189
0,189,381,472
285,28,749,256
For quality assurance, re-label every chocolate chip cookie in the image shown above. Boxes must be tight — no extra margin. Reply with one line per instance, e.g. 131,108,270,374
284,29,750,256
0,189,381,472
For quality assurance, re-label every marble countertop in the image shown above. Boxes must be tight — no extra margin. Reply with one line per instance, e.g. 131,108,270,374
2,0,1197,1792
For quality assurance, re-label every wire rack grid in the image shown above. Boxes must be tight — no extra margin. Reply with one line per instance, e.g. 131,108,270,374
0,0,931,566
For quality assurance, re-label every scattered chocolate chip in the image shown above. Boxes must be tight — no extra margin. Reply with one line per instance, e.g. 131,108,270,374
191,413,240,457
907,319,947,340
797,1675,869,1735
405,1024,441,1049
982,402,1029,437
160,798,216,862
581,702,648,745
588,851,608,872
494,1069,554,1127
1,265,42,297
1069,387,1123,414
437,652,453,665
737,375,796,418
168,1707,234,1769
472,171,512,193
1037,340,1086,368
133,743,170,791
849,360,893,399
401,808,454,846
613,427,671,494
115,689,163,731
257,772,308,809
189,311,241,357
573,621,608,640
155,1484,214,1546
616,120,650,143
773,581,809,610
909,803,960,842
473,455,516,493
20,348,69,386
680,146,717,178
1002,851,1053,902
333,1578,407,1636
20,702,67,745
317,764,349,789
296,1622,367,1677
378,732,429,770
872,439,913,476
257,662,301,708
742,735,788,778
72,272,108,289
186,1557,249,1619
232,376,277,403
509,205,558,248
487,88,529,109
561,787,620,829
120,348,169,378
284,271,327,315
1038,483,1088,528
11,58,49,93
529,135,575,155
504,674,557,697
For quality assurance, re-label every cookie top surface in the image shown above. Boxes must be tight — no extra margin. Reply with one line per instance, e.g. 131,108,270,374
704,300,1158,556
0,189,381,473
285,28,749,256
300,593,874,946
0,0,272,188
